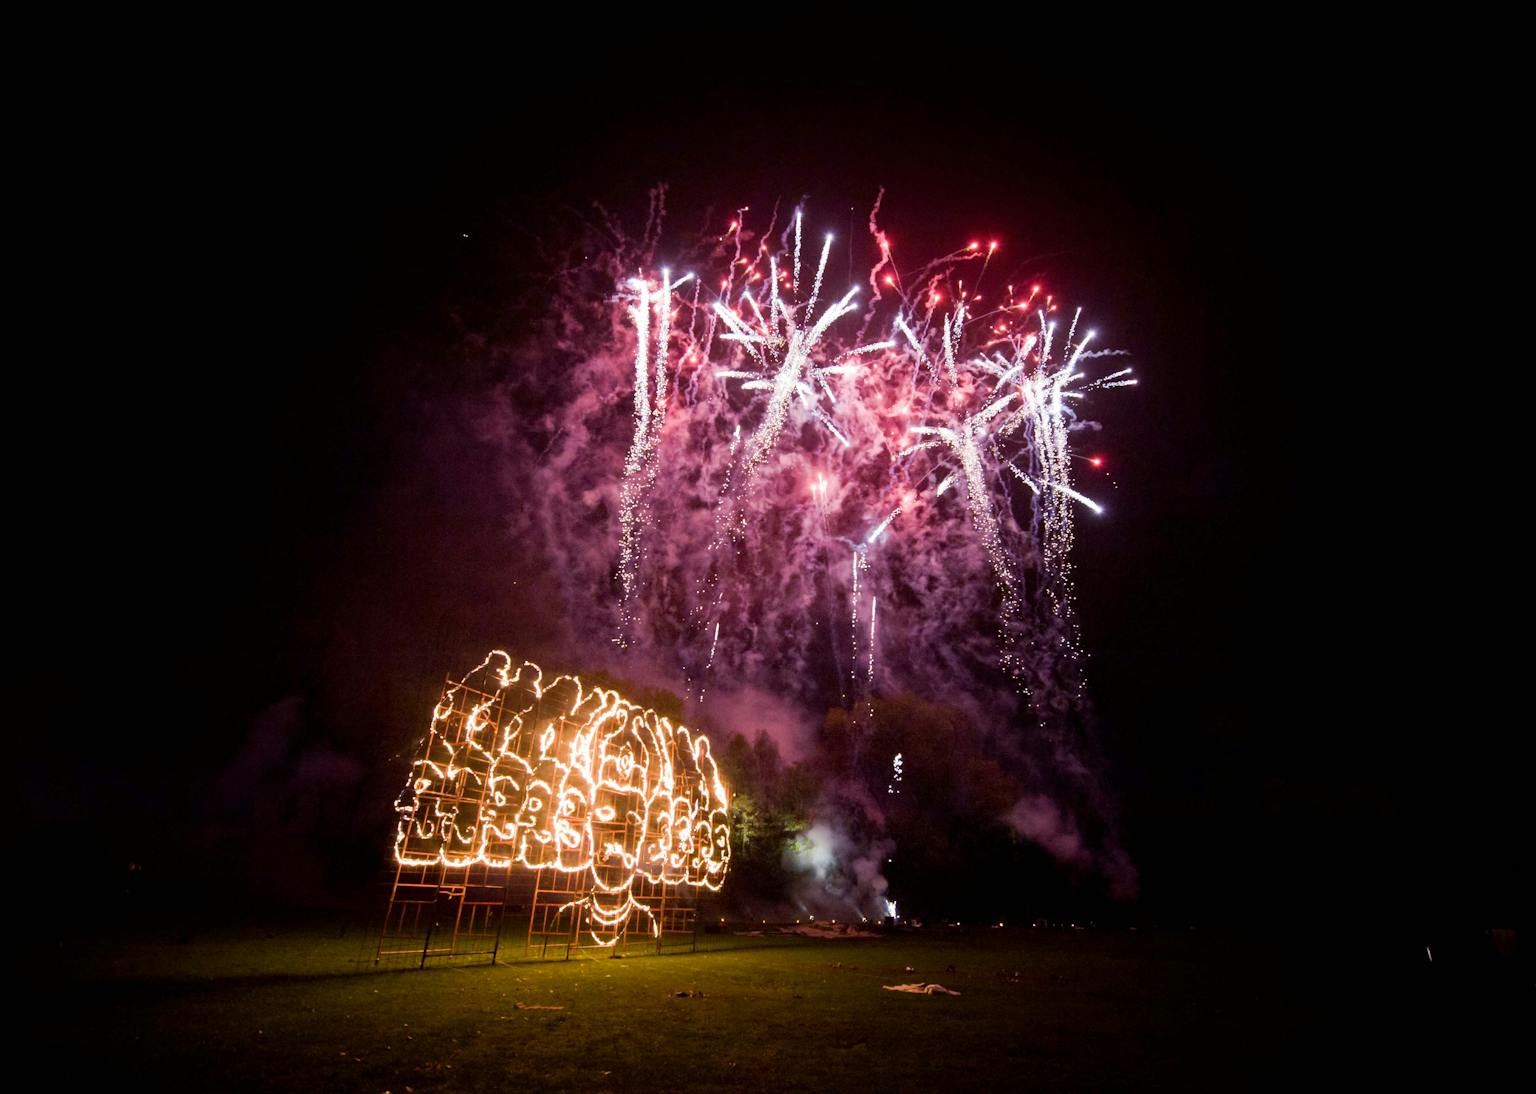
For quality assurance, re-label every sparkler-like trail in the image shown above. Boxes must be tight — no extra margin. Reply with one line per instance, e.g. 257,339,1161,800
502,194,1137,895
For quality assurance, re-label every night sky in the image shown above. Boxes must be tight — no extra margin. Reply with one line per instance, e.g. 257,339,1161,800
56,86,1521,931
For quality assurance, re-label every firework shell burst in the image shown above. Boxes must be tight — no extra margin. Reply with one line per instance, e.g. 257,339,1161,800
491,193,1137,892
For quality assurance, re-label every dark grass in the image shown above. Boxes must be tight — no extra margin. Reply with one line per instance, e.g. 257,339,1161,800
34,921,1526,1091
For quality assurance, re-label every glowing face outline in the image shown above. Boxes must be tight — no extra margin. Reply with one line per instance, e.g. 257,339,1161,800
394,652,731,944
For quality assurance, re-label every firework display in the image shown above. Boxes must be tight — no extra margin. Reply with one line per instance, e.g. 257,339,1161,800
466,190,1143,917
555,197,1132,722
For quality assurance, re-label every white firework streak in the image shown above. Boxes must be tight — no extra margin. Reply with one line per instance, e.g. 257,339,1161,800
849,545,865,697
904,384,1025,673
866,595,878,688
847,508,901,697
997,310,1115,594
698,619,722,702
967,307,1130,670
793,208,803,294
616,271,689,645
865,506,901,545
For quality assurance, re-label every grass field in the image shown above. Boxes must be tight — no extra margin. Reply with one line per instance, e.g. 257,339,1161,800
34,918,1524,1091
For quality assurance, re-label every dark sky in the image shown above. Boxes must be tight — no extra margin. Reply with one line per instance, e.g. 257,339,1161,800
56,85,1521,927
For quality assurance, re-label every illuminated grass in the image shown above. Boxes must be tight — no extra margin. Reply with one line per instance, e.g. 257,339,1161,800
43,924,1449,1091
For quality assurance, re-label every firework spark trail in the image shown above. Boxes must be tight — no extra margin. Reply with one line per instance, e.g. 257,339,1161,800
615,277,655,644
848,546,865,698
793,209,803,294
698,619,722,702
901,354,1029,675
996,309,1121,620
866,506,901,545
867,595,878,688
616,270,692,646
688,223,888,698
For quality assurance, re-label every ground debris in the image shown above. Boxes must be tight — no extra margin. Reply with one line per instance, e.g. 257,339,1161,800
883,982,962,996
786,924,879,939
